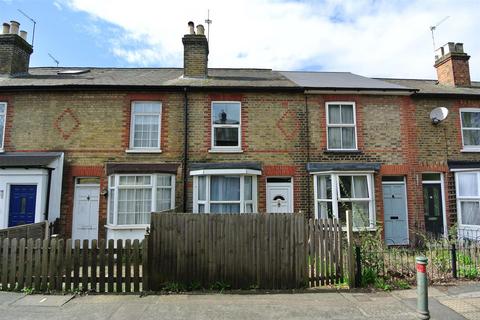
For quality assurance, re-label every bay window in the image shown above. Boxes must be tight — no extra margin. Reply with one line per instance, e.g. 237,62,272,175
326,102,357,150
314,173,374,229
194,175,256,213
107,174,175,226
456,171,480,227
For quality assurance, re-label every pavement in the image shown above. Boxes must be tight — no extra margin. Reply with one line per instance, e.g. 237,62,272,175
0,282,480,319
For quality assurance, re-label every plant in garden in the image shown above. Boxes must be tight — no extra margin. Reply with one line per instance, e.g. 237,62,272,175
209,281,231,293
21,287,35,295
162,282,187,293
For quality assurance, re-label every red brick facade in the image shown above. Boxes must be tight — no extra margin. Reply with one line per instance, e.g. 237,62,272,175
1,87,480,244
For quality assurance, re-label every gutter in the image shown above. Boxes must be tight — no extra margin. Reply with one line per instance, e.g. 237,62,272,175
304,88,417,96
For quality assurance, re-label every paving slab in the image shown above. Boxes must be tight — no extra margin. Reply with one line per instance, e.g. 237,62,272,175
12,294,74,307
403,297,467,320
0,292,24,306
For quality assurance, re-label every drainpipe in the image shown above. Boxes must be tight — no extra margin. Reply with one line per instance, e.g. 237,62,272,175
182,87,189,212
305,95,311,218
44,168,53,221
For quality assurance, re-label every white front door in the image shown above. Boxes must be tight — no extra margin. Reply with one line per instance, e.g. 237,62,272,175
72,180,100,242
266,178,293,213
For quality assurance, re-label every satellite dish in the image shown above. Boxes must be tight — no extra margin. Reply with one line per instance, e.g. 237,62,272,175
430,107,449,124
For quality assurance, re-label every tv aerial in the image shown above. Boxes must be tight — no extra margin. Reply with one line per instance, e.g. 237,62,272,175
17,9,37,47
48,53,60,67
430,107,449,125
205,9,212,42
430,16,450,51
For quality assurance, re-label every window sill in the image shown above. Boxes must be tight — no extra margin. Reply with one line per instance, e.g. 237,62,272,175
105,224,149,230
0,149,4,153
208,148,244,154
125,149,162,154
461,148,480,153
323,149,362,154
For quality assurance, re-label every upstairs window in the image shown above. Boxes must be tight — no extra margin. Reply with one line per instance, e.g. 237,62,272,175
0,102,6,150
326,102,357,150
211,102,241,151
129,101,161,150
460,108,480,150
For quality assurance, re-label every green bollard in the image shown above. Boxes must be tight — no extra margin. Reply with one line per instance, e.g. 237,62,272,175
416,256,430,320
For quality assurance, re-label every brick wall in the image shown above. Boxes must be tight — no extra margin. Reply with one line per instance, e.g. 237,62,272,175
3,88,480,241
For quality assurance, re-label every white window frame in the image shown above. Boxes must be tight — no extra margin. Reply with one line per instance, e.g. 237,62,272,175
313,171,375,230
107,173,175,227
192,174,257,213
326,102,357,151
460,108,480,152
0,102,7,152
210,101,242,153
128,101,162,152
455,171,480,229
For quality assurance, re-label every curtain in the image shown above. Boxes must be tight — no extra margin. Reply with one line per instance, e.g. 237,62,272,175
353,176,368,198
342,127,355,149
117,188,152,225
352,202,369,229
198,176,206,201
328,105,341,124
461,201,480,226
328,127,341,149
156,188,171,212
134,114,159,148
210,176,240,201
341,105,354,124
317,175,332,199
458,173,479,197
244,176,252,200
210,204,241,213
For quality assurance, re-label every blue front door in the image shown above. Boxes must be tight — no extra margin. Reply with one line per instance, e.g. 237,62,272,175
8,185,37,227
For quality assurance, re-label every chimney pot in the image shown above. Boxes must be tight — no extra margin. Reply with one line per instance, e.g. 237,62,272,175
188,21,195,35
2,23,10,34
455,43,464,53
196,24,205,35
434,42,471,87
9,20,20,34
20,30,27,41
182,21,208,78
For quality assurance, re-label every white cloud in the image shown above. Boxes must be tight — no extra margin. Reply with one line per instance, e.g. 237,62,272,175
60,0,480,79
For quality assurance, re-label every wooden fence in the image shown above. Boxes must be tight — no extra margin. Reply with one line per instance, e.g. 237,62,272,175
147,213,353,290
307,218,345,286
0,221,49,240
0,238,146,292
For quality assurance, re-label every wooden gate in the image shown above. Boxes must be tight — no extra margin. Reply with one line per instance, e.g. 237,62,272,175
147,213,351,290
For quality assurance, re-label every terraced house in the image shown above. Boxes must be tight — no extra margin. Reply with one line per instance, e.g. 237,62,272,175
0,20,479,245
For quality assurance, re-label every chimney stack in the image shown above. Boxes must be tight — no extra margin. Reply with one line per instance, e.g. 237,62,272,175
0,20,33,75
182,21,209,78
434,42,471,87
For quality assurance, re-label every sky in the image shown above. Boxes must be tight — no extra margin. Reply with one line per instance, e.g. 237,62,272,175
1,0,479,79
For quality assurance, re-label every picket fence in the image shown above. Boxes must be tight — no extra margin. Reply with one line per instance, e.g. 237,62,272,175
0,238,146,292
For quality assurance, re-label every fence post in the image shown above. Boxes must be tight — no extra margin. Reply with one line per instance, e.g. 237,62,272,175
142,231,149,292
346,210,355,287
451,243,457,279
355,246,361,288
